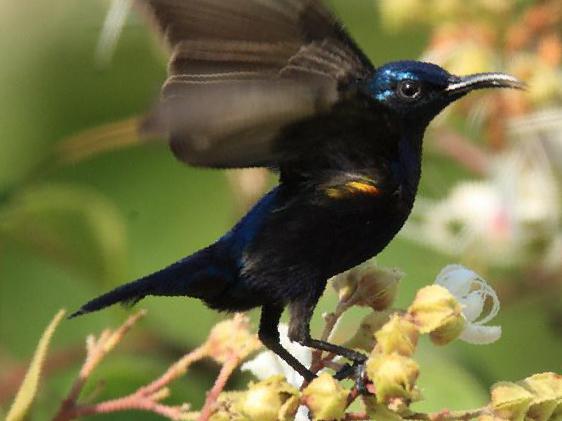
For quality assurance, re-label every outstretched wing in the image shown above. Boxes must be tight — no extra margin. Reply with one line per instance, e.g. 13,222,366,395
138,0,374,168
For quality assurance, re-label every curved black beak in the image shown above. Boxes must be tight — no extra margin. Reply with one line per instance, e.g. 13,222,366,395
446,72,526,95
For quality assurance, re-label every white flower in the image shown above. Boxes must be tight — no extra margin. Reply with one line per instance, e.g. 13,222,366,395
404,137,559,268
435,265,502,345
242,324,311,420
242,324,311,388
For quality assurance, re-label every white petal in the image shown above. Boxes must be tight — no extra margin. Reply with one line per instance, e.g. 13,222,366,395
459,291,485,322
295,405,311,421
241,352,283,380
435,264,476,297
460,323,502,345
474,282,500,325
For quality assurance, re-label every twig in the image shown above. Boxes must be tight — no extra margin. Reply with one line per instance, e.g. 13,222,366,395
139,344,208,397
197,354,240,421
52,310,207,421
53,311,147,420
55,345,211,420
345,412,370,420
311,303,347,372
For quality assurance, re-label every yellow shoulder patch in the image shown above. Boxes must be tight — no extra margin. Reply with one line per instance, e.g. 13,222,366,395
326,180,381,199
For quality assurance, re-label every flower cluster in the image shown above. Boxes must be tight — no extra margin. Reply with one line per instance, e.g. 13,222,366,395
6,262,562,420
378,0,562,276
239,262,509,420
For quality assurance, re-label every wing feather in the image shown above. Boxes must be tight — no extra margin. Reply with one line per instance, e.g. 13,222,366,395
137,0,374,168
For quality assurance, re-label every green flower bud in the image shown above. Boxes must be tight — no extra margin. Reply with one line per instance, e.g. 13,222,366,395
210,391,248,421
241,376,299,421
344,310,392,353
207,314,261,363
519,373,562,421
366,353,420,404
366,402,406,421
407,285,465,344
490,381,534,421
302,373,349,421
429,314,465,346
375,314,419,357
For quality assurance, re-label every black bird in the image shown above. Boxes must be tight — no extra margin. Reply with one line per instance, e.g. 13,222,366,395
72,0,524,383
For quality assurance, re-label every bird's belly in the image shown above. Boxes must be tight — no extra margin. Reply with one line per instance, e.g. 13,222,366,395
324,202,409,277
238,192,411,304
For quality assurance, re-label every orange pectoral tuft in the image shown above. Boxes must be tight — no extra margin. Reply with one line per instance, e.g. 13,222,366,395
346,181,381,196
326,181,381,199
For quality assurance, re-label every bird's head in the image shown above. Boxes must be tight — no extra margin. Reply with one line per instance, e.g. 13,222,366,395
367,61,524,126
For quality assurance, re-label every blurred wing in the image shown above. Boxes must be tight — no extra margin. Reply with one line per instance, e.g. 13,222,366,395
137,0,374,168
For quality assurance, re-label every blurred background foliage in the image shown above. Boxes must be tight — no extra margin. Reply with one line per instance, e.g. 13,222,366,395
0,0,560,419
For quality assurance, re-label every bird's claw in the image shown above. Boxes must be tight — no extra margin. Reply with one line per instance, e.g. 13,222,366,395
333,359,369,394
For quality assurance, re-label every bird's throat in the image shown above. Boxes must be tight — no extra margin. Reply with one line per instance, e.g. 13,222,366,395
397,130,424,201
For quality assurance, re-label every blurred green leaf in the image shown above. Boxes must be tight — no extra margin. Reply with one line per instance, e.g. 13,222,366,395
6,309,65,421
414,348,488,412
0,184,127,284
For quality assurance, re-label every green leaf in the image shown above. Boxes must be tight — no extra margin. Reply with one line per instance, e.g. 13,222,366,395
413,347,488,412
0,184,127,284
6,309,66,421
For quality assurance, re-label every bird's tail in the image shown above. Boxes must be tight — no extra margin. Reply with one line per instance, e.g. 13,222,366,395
70,246,227,318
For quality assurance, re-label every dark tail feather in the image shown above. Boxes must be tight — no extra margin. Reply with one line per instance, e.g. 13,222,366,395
70,247,228,318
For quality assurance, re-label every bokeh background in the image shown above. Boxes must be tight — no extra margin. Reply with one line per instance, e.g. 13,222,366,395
0,0,560,419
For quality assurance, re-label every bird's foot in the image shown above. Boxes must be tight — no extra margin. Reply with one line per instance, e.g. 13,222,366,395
333,358,369,394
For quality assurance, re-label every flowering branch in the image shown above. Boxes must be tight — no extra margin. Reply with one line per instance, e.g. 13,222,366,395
6,262,558,420
52,312,260,421
198,354,240,421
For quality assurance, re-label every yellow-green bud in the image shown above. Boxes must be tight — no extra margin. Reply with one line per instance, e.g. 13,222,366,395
210,391,248,421
490,381,534,421
302,373,349,421
344,310,392,352
429,315,465,346
407,285,465,344
332,262,402,311
519,373,562,421
375,314,419,357
366,402,406,421
241,376,299,421
366,353,420,404
207,314,261,363
278,395,301,421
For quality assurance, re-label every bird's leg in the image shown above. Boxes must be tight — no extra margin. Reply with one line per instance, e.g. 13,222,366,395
288,295,368,390
258,304,316,382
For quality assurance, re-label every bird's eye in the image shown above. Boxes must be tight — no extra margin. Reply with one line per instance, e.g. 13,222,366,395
397,80,422,101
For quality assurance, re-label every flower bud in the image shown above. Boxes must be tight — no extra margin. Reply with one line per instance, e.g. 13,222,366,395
366,353,420,404
344,311,392,352
302,373,349,421
241,376,299,421
374,314,419,357
365,402,406,421
210,391,247,421
407,285,465,345
332,262,402,311
519,373,562,421
207,314,261,363
490,382,534,421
